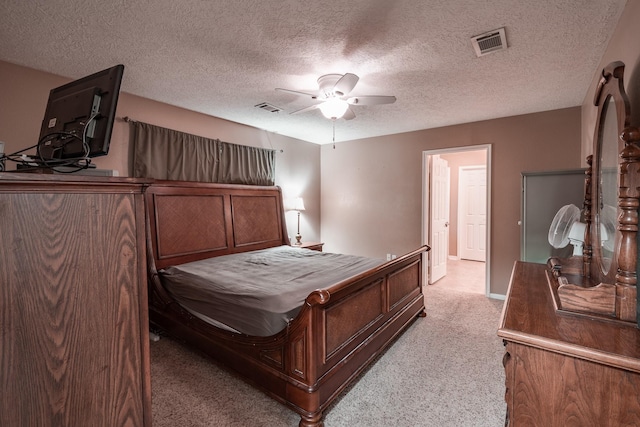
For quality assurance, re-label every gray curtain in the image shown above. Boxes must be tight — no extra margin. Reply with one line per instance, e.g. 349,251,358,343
131,121,275,185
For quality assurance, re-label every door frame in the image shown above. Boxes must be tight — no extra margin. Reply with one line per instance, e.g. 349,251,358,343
422,144,492,296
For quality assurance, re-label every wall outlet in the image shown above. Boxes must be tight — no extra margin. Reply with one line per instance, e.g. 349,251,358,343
386,254,392,261
391,254,397,260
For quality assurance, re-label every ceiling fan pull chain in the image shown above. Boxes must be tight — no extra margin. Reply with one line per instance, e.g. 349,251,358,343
333,119,336,149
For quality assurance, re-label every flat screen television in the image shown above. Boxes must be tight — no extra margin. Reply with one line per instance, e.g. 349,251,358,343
37,64,124,164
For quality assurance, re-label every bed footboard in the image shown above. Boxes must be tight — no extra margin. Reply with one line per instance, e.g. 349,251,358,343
287,246,427,425
149,246,427,426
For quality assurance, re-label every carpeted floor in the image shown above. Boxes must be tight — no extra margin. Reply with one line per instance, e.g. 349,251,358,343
150,284,506,426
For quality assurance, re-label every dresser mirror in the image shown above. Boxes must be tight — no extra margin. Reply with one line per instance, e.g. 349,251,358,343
595,95,620,276
549,61,639,326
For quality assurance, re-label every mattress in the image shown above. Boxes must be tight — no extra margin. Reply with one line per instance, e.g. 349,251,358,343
159,245,383,336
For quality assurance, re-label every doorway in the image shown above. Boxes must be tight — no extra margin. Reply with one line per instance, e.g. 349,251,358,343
422,145,491,295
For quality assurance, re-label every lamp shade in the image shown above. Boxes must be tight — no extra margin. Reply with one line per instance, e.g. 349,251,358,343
293,197,305,211
319,98,349,119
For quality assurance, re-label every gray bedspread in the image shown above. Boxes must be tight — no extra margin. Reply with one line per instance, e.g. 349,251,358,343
159,245,383,336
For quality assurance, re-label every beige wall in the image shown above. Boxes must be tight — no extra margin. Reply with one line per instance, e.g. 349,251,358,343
0,54,603,297
440,149,488,257
321,107,582,295
0,60,322,244
582,0,640,161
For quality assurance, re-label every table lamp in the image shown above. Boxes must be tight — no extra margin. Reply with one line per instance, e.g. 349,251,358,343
293,197,305,245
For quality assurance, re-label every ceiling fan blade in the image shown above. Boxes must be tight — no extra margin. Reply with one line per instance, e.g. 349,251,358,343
333,73,359,96
343,107,356,120
290,104,321,115
276,88,317,99
346,95,396,106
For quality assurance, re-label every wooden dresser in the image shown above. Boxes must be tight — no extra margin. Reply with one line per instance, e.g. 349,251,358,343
0,173,152,426
498,261,640,426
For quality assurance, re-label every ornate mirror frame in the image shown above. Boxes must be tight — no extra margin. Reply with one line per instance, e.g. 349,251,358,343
589,61,640,323
550,61,639,326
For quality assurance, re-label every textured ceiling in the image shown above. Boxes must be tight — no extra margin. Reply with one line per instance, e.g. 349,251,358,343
0,0,627,144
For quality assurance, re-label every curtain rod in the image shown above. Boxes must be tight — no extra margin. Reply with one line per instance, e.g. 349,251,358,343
120,116,283,153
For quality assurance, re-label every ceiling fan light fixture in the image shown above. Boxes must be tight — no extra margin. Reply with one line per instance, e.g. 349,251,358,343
277,72,394,121
319,98,349,119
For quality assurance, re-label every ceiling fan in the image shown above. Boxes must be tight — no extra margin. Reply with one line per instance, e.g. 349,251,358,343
276,73,396,120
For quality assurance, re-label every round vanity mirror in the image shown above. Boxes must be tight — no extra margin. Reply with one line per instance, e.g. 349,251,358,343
597,95,619,275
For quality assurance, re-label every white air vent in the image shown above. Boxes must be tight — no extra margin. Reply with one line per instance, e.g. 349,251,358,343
471,28,507,57
255,102,282,113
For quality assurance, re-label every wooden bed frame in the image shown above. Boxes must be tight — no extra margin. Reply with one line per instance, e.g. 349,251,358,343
144,180,429,426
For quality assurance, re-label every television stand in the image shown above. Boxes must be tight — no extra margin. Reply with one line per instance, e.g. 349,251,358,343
15,163,53,174
15,159,97,174
59,160,97,169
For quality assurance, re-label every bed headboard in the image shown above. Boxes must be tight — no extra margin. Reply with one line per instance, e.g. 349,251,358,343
145,180,290,270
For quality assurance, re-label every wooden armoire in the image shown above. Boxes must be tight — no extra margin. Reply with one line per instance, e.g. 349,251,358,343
0,174,151,426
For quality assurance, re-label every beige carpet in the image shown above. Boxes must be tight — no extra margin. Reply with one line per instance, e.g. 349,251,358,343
150,285,506,426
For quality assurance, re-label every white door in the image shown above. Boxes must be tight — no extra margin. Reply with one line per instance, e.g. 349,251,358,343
429,155,450,284
459,166,486,261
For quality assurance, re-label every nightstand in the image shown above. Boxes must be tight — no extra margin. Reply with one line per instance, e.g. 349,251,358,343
293,242,324,252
